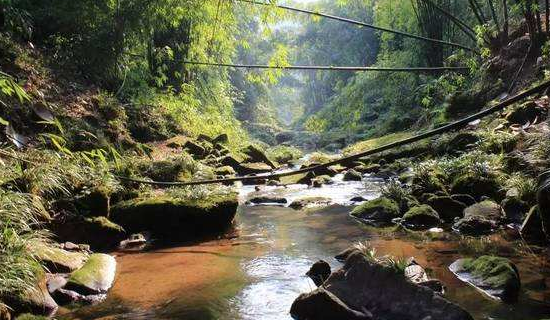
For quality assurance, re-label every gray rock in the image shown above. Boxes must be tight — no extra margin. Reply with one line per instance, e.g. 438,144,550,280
65,254,116,295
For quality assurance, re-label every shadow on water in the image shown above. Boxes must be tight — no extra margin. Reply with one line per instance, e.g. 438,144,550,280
60,182,550,320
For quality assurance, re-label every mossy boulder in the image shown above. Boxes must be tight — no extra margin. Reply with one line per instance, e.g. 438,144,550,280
354,164,381,174
215,166,236,176
184,140,206,158
238,162,272,175
74,186,111,217
451,174,503,201
111,193,238,239
343,169,362,182
311,175,332,188
212,133,229,145
401,205,442,229
446,132,480,154
351,197,400,225
449,256,520,303
426,196,466,222
65,254,116,295
52,216,126,250
451,194,476,206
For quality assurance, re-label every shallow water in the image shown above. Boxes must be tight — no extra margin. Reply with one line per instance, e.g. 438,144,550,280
60,179,550,320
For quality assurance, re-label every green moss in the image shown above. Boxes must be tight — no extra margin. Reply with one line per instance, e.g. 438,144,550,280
402,205,441,228
86,216,124,233
343,132,414,156
451,174,503,201
265,145,303,165
351,197,400,223
66,254,115,295
15,314,49,320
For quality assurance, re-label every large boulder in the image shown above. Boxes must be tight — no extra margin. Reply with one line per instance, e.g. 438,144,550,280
183,140,206,158
65,254,116,295
51,216,126,250
33,245,88,274
306,260,332,287
111,193,238,239
426,196,467,222
451,174,503,201
449,256,520,303
290,288,372,320
350,198,400,225
401,205,442,229
243,145,276,169
292,251,473,320
453,200,503,235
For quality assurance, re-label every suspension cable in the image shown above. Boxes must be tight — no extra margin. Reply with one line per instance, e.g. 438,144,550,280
116,79,550,186
236,0,480,54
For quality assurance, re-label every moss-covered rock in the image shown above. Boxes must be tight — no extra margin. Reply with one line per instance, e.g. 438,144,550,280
184,140,206,158
238,162,272,175
354,164,381,174
212,133,229,145
426,196,466,222
351,197,400,225
451,174,503,201
65,254,116,295
215,166,236,176
311,175,332,188
33,245,88,273
74,186,111,217
343,169,362,182
14,314,49,320
243,145,276,168
451,194,476,206
449,256,520,303
52,216,126,250
111,193,238,239
446,132,480,154
401,205,442,229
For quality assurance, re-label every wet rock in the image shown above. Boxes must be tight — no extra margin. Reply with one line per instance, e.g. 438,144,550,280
299,250,473,320
52,216,126,250
290,288,373,320
520,206,547,243
34,245,88,273
111,193,238,239
350,196,367,202
343,169,362,182
306,260,332,287
311,175,331,188
51,288,106,306
247,196,287,205
449,256,520,303
453,200,503,235
65,254,116,295
451,174,503,201
451,194,476,206
426,196,466,222
351,197,400,225
243,145,276,169
289,197,332,210
419,279,445,294
119,233,148,250
501,197,529,223
401,205,442,229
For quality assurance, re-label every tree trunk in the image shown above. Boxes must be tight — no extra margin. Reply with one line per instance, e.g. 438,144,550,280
468,0,486,25
488,0,501,34
502,0,509,42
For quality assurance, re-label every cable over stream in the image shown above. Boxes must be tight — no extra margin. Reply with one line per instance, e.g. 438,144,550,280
116,79,550,187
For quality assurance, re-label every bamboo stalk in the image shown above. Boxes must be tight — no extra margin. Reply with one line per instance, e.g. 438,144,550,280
418,0,478,43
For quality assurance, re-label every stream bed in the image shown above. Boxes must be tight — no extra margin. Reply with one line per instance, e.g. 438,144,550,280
59,176,550,320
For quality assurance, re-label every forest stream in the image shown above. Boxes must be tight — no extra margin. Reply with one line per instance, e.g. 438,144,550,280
57,170,550,320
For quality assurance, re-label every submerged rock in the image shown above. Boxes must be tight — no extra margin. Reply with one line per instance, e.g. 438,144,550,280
401,205,442,229
65,254,116,295
306,260,332,287
350,197,400,225
289,197,332,210
111,193,238,239
292,250,473,320
449,256,520,303
247,196,287,205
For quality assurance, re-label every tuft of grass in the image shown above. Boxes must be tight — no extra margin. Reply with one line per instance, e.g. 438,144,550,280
505,173,537,204
351,241,409,275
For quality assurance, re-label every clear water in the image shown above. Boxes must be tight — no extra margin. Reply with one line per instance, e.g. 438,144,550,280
59,179,550,320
